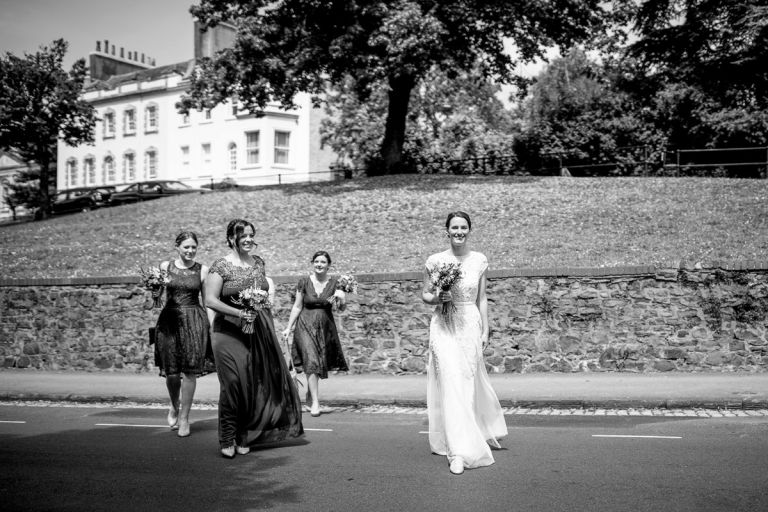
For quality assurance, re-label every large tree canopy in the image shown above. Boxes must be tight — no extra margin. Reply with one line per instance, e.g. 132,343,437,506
181,0,605,174
0,39,95,218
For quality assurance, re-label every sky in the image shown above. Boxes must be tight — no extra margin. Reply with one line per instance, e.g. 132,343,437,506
0,0,196,69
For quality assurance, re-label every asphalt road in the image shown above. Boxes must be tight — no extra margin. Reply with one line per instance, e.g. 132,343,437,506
1,405,767,512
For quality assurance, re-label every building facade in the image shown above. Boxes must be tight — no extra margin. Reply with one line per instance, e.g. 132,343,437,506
57,31,338,192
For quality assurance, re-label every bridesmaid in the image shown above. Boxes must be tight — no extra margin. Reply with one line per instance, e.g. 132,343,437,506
153,231,211,438
282,251,349,417
204,219,303,458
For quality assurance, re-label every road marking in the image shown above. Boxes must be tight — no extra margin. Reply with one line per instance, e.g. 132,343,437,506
95,423,167,428
0,420,26,424
592,435,682,439
305,428,333,432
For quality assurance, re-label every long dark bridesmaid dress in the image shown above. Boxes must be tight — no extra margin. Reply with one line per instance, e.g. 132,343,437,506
209,256,304,449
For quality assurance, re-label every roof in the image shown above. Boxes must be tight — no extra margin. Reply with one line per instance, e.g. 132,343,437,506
84,60,195,92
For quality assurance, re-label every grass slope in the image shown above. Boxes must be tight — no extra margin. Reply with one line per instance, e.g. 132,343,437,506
1,175,766,279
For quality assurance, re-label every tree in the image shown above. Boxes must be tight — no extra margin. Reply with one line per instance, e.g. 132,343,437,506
625,0,768,148
320,64,515,171
514,49,665,174
0,39,95,218
180,0,605,174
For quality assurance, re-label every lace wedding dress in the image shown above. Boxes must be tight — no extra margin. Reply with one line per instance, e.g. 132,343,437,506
426,250,508,469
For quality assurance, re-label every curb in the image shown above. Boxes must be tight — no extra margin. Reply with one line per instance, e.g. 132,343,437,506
4,393,768,410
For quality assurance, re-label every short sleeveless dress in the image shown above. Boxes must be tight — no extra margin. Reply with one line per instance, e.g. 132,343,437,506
291,275,349,378
209,257,304,449
154,262,211,376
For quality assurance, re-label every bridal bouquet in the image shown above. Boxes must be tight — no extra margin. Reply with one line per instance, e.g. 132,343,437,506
427,262,462,330
138,265,171,308
231,285,273,334
332,274,359,308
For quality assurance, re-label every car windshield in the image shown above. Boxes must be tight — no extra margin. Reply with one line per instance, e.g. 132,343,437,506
163,181,191,190
56,192,68,201
72,190,88,197
123,184,138,192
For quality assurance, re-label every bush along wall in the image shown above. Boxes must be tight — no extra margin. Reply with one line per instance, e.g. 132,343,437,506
0,263,766,373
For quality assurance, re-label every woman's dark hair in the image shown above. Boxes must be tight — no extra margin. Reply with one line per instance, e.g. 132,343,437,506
311,250,332,266
226,219,256,248
445,211,472,230
175,231,198,246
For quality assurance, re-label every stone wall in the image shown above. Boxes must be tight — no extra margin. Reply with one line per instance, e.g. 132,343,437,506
1,263,767,373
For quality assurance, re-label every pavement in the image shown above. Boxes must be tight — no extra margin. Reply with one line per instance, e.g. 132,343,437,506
1,369,768,410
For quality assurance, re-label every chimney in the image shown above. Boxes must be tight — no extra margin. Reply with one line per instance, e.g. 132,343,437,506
96,41,101,52
120,47,124,58
111,44,115,55
141,53,145,64
104,40,109,53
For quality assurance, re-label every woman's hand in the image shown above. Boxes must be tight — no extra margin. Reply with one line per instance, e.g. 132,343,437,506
437,290,452,303
333,289,346,301
240,310,257,322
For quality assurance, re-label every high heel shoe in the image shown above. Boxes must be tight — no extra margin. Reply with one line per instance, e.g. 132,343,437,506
235,445,250,455
177,419,190,437
167,407,179,430
310,403,321,417
220,446,235,459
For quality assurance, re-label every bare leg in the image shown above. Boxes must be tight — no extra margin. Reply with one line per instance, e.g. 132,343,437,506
308,373,320,416
177,373,196,437
166,374,181,429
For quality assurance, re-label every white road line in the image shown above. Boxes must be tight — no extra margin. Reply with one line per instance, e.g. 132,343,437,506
305,428,333,432
592,435,682,439
95,423,167,428
0,420,26,424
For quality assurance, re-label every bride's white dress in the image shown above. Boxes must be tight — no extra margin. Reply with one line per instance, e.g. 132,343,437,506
426,250,507,469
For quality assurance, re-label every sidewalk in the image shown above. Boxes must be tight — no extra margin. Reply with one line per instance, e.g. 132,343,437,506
1,369,767,409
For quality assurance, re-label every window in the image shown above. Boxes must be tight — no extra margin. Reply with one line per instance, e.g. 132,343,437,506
246,131,259,165
202,143,211,168
103,110,116,138
204,109,212,120
84,156,96,185
66,159,78,188
103,155,115,183
274,131,290,164
123,151,135,182
145,149,157,178
228,143,237,172
181,146,190,171
145,104,158,133
123,108,136,135
231,104,239,116
181,112,189,125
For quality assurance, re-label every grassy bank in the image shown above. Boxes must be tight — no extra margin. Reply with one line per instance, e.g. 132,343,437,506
1,175,766,279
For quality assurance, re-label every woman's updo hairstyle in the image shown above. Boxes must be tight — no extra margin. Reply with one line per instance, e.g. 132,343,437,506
175,231,198,247
445,211,472,230
311,250,332,266
226,219,256,248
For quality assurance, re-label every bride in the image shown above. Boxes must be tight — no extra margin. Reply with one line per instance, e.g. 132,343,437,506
421,211,508,475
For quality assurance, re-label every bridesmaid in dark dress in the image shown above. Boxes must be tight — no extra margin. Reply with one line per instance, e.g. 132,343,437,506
154,231,211,438
282,251,349,417
204,219,303,458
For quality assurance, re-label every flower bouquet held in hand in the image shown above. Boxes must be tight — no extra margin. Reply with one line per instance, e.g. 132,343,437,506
332,274,359,309
138,266,171,308
231,284,273,334
428,262,462,330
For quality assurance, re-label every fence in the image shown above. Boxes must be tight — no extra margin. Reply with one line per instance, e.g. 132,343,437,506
662,147,768,178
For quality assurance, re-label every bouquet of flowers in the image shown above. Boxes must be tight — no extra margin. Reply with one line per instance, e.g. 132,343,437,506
231,284,273,334
332,274,359,309
427,262,463,330
138,265,171,308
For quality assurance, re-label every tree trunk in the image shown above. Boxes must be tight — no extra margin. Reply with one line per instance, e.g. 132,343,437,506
37,155,50,220
375,73,416,175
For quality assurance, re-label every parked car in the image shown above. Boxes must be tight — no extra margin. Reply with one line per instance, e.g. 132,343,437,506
51,186,116,214
110,180,210,205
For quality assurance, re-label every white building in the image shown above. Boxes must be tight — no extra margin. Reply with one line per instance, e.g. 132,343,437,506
57,29,338,191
